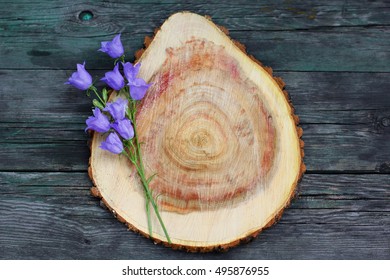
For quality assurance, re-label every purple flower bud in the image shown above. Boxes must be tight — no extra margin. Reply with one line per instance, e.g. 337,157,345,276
111,118,134,140
129,78,152,100
98,34,124,59
85,108,111,133
100,133,124,154
123,62,141,83
103,97,128,120
65,62,92,90
101,64,125,91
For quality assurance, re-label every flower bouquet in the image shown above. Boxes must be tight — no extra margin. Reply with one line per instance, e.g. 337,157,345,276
66,34,170,243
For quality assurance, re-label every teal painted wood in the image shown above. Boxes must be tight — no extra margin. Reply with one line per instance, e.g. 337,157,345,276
1,70,389,173
0,0,389,259
0,172,389,259
0,1,389,71
1,122,390,173
2,0,389,33
1,70,389,125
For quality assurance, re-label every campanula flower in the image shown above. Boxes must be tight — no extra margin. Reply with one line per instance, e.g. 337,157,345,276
129,78,152,100
103,97,128,120
98,34,124,59
123,62,151,100
123,62,141,83
65,62,92,90
100,132,124,154
85,108,110,133
111,118,134,140
101,64,125,91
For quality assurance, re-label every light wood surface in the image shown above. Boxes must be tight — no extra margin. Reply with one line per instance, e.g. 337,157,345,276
89,12,304,250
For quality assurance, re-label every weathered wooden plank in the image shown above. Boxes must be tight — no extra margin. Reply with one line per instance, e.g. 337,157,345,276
0,172,91,197
302,123,390,172
1,28,388,72
284,72,390,125
2,172,389,201
1,209,388,259
297,174,390,198
0,143,89,171
0,70,389,172
0,70,99,123
1,122,389,173
232,27,390,72
0,70,389,125
0,1,389,71
0,172,388,259
2,0,388,33
1,172,388,211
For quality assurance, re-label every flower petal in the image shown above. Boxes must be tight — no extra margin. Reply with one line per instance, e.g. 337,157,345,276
100,64,125,91
103,97,128,120
111,118,134,139
123,62,141,83
100,133,123,154
129,78,151,100
66,62,93,90
85,108,110,133
98,34,124,59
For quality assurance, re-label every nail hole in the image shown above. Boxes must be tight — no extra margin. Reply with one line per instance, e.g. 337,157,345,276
79,10,94,21
381,117,390,127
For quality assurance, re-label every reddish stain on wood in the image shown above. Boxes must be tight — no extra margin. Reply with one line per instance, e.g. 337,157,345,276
137,39,277,212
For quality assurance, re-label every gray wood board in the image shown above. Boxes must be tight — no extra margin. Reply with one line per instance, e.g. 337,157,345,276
0,172,389,259
0,1,389,71
0,70,389,173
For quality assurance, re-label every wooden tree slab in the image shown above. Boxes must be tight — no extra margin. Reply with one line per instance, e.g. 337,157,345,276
89,12,305,251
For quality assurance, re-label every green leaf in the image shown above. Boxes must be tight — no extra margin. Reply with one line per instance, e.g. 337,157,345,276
92,99,104,110
147,173,157,184
102,88,108,102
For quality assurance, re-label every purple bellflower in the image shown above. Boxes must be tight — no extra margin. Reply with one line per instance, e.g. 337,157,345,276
85,108,111,133
123,62,141,82
65,62,92,90
98,34,124,59
123,62,151,100
101,64,125,91
111,119,134,140
129,78,151,100
104,98,128,120
100,132,124,154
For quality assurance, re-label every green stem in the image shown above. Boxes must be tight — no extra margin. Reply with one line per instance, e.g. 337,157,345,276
136,162,171,244
123,150,171,243
90,86,106,106
125,140,152,236
114,55,126,65
123,99,171,243
122,150,147,232
145,193,152,239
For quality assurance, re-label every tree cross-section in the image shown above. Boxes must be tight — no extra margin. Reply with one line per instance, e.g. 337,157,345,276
89,12,305,251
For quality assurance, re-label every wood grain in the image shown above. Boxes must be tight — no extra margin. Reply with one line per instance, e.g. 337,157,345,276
1,71,388,173
2,0,389,33
1,71,389,124
0,1,389,71
88,12,304,250
0,172,388,259
0,0,389,259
